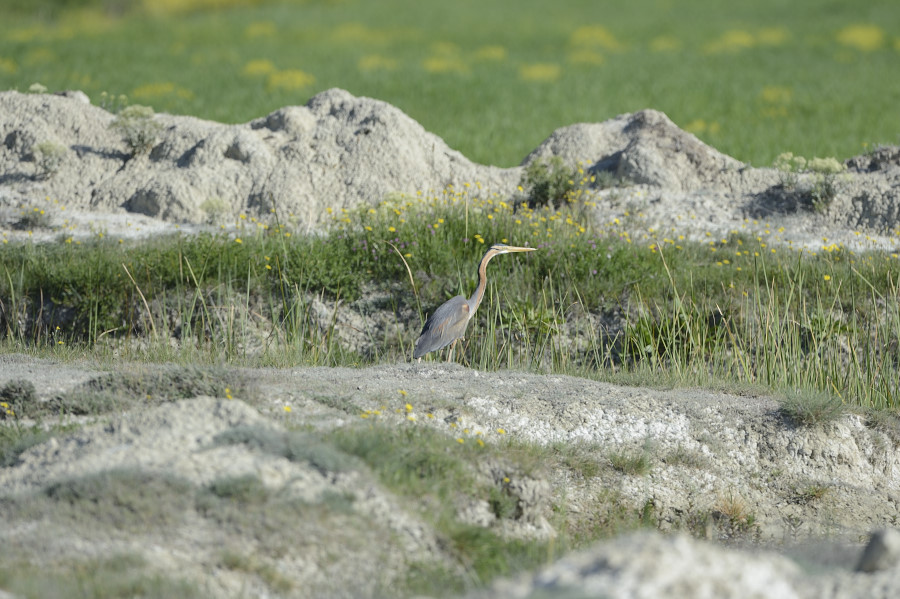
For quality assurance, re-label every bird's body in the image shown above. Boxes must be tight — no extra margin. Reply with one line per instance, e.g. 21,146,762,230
413,243,536,360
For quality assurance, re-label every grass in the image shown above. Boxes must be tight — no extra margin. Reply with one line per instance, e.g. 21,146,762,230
558,489,660,547
662,445,710,470
218,549,295,595
328,423,479,501
0,553,208,599
711,490,758,540
608,448,653,476
1,13,899,590
3,182,900,412
0,365,256,420
0,398,766,596
0,366,255,472
544,441,604,480
1,1,898,167
779,389,846,427
203,419,649,595
0,422,71,467
792,483,830,504
0,462,385,596
0,378,36,417
212,424,362,475
38,469,195,532
2,3,899,414
321,420,657,592
324,422,550,590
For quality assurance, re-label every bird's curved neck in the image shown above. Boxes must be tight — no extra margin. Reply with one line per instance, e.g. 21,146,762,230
467,249,496,313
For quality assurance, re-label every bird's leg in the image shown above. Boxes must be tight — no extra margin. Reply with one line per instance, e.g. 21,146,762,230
446,339,459,363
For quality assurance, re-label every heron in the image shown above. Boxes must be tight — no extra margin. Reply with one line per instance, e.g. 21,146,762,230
413,243,536,361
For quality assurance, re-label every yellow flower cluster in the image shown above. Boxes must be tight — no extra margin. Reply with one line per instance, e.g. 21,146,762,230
356,392,505,449
333,177,599,252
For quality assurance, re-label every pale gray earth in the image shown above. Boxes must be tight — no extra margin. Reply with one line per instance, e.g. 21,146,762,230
1,88,899,252
1,355,898,597
1,88,900,597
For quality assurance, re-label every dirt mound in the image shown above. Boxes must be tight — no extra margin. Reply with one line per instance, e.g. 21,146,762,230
481,530,900,599
1,358,898,597
0,88,515,227
3,88,900,250
283,365,899,545
0,382,441,596
524,108,744,192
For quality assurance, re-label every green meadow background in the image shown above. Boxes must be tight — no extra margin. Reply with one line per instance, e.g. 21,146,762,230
1,0,898,167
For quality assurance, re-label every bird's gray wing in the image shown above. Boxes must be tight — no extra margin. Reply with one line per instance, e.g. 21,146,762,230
413,295,470,358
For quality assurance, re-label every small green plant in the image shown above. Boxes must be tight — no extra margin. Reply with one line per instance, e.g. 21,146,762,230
807,157,846,175
865,409,900,445
98,91,129,113
561,487,655,541
0,379,36,420
608,448,652,475
773,151,806,189
27,82,47,94
639,498,658,528
773,152,846,212
218,550,294,594
0,425,60,468
662,445,709,469
49,391,123,416
32,141,67,179
779,389,845,426
0,553,205,599
41,469,194,531
594,169,626,190
487,482,520,520
551,442,603,479
200,196,231,224
11,206,52,230
213,425,360,474
49,366,255,417
793,483,829,504
110,104,162,155
517,155,576,209
804,157,846,212
712,489,757,538
0,378,36,404
207,474,270,504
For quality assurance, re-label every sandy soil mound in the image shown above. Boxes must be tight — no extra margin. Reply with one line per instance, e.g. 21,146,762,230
2,88,899,250
1,357,898,597
0,88,514,229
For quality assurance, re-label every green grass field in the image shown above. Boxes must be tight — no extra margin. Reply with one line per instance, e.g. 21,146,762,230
1,0,898,166
3,186,900,410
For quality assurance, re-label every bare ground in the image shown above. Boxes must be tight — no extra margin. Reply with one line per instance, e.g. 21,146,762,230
1,354,898,598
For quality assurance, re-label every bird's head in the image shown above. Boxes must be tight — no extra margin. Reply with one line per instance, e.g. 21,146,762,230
490,243,536,255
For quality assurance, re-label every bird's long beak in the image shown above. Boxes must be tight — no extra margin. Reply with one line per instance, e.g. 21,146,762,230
503,246,536,253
